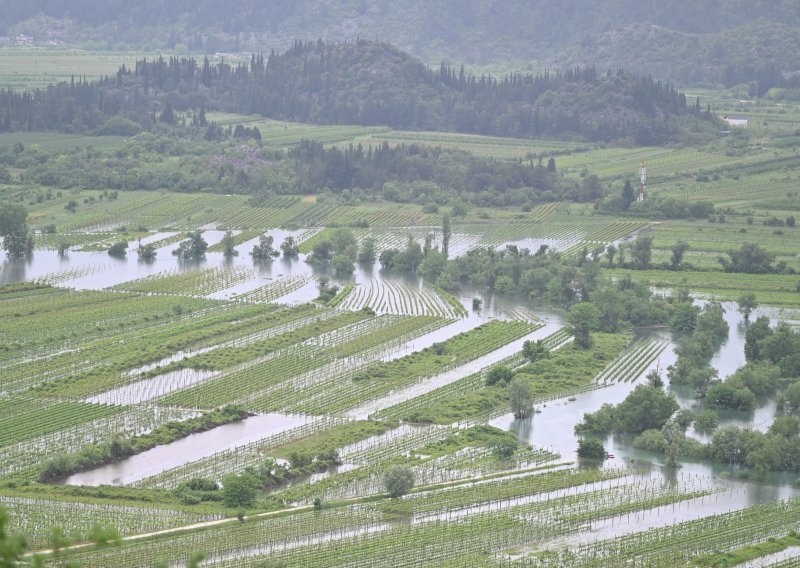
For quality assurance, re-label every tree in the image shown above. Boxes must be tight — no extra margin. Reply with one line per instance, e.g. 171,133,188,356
577,438,606,459
621,179,636,209
441,214,451,259
222,472,259,508
173,231,208,259
567,302,599,349
613,384,679,434
159,102,176,124
508,376,534,419
718,242,775,274
137,243,156,260
221,230,238,257
358,237,376,265
107,240,128,257
251,235,278,259
630,235,653,269
522,339,549,364
384,466,414,498
280,236,300,257
670,241,690,270
605,244,617,268
492,438,518,459
332,253,354,275
738,293,758,321
486,366,514,386
0,203,31,258
661,418,685,468
670,302,699,334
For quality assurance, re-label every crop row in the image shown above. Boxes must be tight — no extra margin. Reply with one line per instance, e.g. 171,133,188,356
0,405,197,477
1,496,220,548
110,265,256,297
593,336,669,384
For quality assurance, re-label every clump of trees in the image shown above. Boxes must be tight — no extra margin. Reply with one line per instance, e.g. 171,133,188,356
173,231,208,259
576,380,679,436
667,302,729,399
719,242,794,274
251,234,279,259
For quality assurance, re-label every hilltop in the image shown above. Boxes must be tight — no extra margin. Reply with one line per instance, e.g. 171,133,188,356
0,40,716,144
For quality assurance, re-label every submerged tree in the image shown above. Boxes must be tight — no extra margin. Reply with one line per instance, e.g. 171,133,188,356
280,236,300,257
221,230,238,257
0,203,32,258
173,231,208,259
509,376,534,419
738,293,758,321
251,234,278,259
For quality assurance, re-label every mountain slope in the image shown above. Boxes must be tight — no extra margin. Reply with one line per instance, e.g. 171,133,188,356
3,0,800,87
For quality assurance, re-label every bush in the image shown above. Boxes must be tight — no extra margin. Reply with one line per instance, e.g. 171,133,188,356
577,438,605,459
222,472,259,508
633,429,667,452
384,466,415,498
486,366,514,386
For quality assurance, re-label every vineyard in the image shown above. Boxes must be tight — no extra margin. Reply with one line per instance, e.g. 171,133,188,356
2,84,800,566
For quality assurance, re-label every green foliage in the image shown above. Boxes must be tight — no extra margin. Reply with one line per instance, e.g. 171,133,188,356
0,506,28,565
670,302,699,334
577,385,679,435
577,438,606,459
508,376,534,419
567,302,600,349
718,242,780,274
0,202,31,258
251,234,278,260
738,292,758,320
172,231,208,259
107,240,128,257
221,230,238,257
384,466,414,498
485,366,514,386
222,472,259,509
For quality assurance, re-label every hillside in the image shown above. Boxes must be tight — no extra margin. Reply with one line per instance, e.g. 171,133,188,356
552,20,800,88
0,40,716,144
3,1,800,86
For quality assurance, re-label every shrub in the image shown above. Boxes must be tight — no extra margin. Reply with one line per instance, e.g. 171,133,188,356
384,466,415,498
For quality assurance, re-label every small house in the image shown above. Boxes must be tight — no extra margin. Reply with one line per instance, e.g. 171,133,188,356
723,115,748,128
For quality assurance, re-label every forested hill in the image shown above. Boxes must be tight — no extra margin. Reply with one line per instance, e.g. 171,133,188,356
0,40,716,144
3,0,800,86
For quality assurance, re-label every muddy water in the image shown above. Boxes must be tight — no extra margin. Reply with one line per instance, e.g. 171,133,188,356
63,413,310,486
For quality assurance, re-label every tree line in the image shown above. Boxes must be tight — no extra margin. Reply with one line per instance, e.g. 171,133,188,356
0,40,716,144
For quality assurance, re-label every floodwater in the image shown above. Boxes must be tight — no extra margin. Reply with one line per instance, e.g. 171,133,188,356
347,313,565,420
491,302,800,552
63,413,310,486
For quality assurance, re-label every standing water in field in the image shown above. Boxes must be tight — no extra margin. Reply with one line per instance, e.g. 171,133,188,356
492,302,800,535
63,413,311,486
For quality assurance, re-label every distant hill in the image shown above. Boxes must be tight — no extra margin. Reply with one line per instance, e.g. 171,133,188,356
3,1,800,86
0,40,717,144
551,21,800,89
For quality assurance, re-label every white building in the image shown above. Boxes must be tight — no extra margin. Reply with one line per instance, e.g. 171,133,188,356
723,115,748,128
